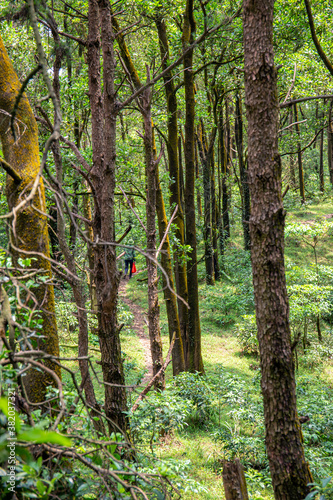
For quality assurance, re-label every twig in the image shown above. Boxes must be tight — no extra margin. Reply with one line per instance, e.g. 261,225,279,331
0,157,22,184
156,205,178,259
282,62,297,105
10,64,42,141
119,185,147,233
131,333,176,413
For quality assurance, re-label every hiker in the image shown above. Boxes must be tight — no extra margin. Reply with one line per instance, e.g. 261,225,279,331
124,239,135,279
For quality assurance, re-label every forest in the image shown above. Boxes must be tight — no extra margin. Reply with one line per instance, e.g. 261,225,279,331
0,0,333,498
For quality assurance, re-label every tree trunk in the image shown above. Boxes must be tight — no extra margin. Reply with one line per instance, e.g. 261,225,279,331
112,15,165,387
0,34,60,403
88,0,128,434
235,94,251,251
294,104,305,203
243,1,312,498
197,121,215,285
155,17,189,365
49,24,105,434
319,116,324,192
222,459,249,500
143,95,165,391
178,135,186,212
182,0,204,373
219,106,230,243
327,100,333,187
211,147,220,281
156,171,186,375
289,109,296,189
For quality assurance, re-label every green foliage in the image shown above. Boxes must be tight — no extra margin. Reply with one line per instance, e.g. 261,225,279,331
173,372,214,424
305,477,333,500
129,389,191,446
235,315,259,356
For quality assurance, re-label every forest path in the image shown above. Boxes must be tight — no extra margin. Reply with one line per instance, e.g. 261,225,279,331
118,277,153,385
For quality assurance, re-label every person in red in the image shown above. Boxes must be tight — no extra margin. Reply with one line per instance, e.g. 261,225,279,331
124,238,135,279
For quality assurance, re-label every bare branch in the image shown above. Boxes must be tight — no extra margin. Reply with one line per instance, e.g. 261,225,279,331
131,333,176,412
119,185,147,233
156,205,178,259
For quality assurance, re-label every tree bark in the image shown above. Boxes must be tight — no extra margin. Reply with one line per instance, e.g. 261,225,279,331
243,1,312,498
219,106,230,244
289,109,296,189
235,94,251,251
155,17,189,366
182,0,204,373
48,20,104,434
222,459,249,500
156,171,186,375
211,147,221,281
0,33,60,403
328,100,333,187
319,114,324,192
294,104,305,203
197,120,215,285
88,0,128,434
142,93,165,391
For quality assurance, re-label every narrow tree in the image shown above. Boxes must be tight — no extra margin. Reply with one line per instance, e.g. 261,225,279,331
294,103,305,203
87,0,128,433
182,0,204,372
155,16,190,364
235,93,251,251
243,1,312,498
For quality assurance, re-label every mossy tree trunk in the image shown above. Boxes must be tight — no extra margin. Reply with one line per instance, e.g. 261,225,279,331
197,120,216,285
182,0,204,373
155,17,190,366
243,1,312,498
156,168,186,375
0,34,60,403
142,93,165,391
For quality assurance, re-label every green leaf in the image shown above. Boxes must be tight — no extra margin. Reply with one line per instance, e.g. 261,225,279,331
36,479,46,495
17,429,72,446
321,477,332,488
304,492,317,500
0,397,21,432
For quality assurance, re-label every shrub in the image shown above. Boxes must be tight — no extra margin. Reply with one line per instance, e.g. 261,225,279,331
129,390,191,446
235,315,259,356
173,372,214,424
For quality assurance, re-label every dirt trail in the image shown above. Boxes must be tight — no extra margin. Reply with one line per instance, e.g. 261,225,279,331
118,278,153,385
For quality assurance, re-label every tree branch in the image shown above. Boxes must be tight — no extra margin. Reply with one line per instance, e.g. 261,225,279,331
303,0,333,77
0,157,22,184
131,333,176,413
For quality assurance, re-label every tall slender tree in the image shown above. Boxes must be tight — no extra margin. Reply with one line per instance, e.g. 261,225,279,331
182,0,204,373
87,0,128,433
243,1,312,498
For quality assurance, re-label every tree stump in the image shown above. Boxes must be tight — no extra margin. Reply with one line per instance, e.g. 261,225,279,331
222,459,249,500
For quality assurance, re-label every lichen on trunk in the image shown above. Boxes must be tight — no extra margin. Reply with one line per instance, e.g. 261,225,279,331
0,33,60,403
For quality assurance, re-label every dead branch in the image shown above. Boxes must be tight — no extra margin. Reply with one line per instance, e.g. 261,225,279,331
131,333,176,412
